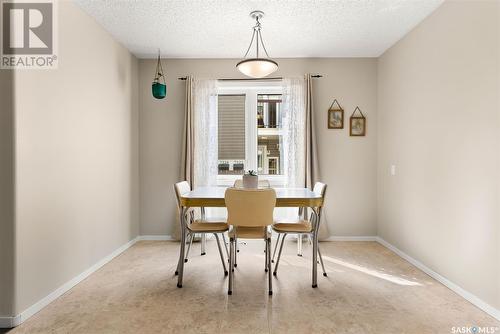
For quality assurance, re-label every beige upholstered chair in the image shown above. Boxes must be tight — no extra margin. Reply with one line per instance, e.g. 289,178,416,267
233,179,271,188
225,187,276,295
174,181,229,287
271,182,328,287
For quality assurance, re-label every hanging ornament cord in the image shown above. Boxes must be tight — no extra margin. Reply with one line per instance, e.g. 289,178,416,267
350,106,365,118
154,51,166,85
329,99,343,110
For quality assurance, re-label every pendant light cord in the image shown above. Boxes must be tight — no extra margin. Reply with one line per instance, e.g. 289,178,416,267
243,28,256,58
242,16,271,59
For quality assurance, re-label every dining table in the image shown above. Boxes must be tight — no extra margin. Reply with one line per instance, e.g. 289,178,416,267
176,186,325,289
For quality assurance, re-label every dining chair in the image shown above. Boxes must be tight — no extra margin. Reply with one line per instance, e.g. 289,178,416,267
225,187,276,295
233,179,271,188
271,182,328,288
231,179,270,254
174,181,229,286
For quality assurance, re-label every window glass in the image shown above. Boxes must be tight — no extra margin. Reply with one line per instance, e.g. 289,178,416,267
257,94,283,175
218,94,245,175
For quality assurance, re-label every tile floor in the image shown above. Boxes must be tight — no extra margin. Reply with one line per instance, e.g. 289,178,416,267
6,240,499,334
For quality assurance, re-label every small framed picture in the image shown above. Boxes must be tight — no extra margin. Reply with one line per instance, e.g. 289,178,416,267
327,99,344,129
349,106,366,136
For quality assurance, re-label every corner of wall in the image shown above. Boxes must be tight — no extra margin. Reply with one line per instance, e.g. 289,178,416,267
0,68,16,318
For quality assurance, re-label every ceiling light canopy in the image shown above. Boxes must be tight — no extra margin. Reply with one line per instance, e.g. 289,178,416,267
236,11,278,78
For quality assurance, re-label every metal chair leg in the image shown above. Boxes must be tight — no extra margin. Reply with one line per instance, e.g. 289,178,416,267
265,236,269,272
201,234,206,256
177,209,188,288
318,245,327,277
312,230,318,288
234,236,238,267
222,233,230,258
272,234,281,263
273,233,287,276
214,234,228,276
297,233,303,257
267,237,273,295
184,233,194,263
228,237,234,295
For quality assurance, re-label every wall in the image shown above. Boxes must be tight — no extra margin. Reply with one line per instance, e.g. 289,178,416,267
0,70,15,317
139,58,377,237
13,1,139,314
378,0,499,310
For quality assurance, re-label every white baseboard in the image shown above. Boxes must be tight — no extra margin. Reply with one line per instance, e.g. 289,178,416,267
137,235,174,241
376,237,500,321
0,237,139,328
324,236,377,241
0,316,20,328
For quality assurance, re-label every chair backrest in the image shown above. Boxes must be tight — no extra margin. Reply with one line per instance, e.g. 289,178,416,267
225,187,276,227
174,181,191,209
233,179,271,188
313,182,327,199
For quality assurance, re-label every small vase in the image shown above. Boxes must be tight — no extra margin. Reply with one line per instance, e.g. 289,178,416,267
242,174,258,189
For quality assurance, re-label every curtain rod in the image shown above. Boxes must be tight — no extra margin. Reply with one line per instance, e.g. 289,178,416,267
177,75,322,81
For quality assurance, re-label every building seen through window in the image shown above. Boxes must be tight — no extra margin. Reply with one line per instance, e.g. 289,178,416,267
217,92,283,177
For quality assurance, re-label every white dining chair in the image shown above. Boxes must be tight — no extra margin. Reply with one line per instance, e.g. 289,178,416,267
271,182,328,287
225,187,276,295
174,181,229,287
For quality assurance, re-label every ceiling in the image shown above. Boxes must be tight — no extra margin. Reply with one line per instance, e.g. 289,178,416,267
74,0,444,59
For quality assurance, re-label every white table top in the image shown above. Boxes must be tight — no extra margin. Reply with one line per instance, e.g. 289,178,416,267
180,187,322,208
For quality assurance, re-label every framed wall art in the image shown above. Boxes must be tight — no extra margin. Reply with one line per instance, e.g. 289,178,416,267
349,106,366,136
327,99,344,129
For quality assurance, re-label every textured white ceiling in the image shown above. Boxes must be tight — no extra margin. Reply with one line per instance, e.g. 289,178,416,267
73,0,443,59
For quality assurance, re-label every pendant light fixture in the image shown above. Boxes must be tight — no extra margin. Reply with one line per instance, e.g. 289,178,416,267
236,11,278,78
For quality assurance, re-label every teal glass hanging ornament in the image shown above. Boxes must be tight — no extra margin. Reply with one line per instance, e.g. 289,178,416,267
152,50,166,99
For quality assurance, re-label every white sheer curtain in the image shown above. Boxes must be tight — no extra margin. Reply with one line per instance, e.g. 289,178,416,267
193,78,218,187
282,77,306,188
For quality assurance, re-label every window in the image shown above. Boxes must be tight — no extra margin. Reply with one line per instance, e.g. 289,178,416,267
218,95,246,175
217,82,284,186
257,94,282,175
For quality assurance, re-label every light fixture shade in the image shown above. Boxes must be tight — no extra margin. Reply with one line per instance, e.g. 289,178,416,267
236,58,278,78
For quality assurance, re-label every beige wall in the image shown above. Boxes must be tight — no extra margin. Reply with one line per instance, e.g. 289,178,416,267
13,1,139,313
139,58,378,236
0,70,15,316
378,0,500,309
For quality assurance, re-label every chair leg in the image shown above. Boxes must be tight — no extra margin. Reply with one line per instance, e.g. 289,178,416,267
184,233,194,263
234,236,238,268
265,236,269,272
272,234,281,263
177,210,188,288
201,234,206,256
312,231,318,288
273,233,287,276
214,234,228,276
228,237,234,295
267,237,273,295
318,245,327,277
222,233,230,258
297,233,303,257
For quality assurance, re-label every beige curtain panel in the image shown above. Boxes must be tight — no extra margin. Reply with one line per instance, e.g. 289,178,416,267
305,74,329,240
174,76,194,241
